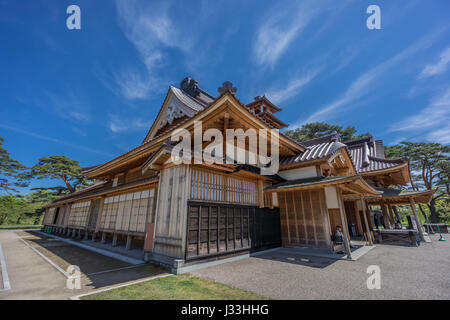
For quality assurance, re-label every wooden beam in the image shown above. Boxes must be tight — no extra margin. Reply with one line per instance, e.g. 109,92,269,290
337,187,352,259
360,196,373,245
292,191,299,245
309,190,318,247
409,197,425,241
380,200,391,229
353,200,363,236
258,180,264,208
387,204,396,224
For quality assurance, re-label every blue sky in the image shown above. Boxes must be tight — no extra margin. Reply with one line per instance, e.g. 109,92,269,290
0,0,449,192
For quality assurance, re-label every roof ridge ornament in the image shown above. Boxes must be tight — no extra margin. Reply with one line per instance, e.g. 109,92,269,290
180,77,200,98
218,81,237,95
362,142,370,168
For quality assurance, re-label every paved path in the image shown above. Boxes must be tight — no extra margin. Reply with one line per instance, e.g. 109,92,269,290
192,234,450,299
0,230,71,299
0,230,164,300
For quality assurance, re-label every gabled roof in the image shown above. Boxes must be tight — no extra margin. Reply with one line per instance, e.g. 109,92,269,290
82,82,305,178
142,84,213,144
246,95,282,113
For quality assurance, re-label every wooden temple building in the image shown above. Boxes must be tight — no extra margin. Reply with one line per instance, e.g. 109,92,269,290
42,78,434,271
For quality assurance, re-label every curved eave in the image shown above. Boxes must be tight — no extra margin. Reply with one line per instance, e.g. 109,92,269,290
265,175,382,197
46,176,159,207
360,161,411,184
366,189,434,205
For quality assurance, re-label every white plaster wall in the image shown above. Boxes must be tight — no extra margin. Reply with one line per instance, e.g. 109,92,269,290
324,186,339,209
278,166,317,180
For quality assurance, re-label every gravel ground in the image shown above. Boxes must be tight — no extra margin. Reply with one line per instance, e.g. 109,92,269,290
191,234,450,299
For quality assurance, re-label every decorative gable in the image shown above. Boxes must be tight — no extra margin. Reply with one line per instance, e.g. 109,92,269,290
157,96,196,130
143,86,206,143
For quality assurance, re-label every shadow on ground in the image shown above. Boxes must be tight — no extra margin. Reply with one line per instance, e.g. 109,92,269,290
16,230,167,291
253,251,337,268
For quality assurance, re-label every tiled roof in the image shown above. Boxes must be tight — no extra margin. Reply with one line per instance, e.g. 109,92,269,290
170,86,209,111
48,176,158,206
280,132,346,166
345,136,407,173
375,188,433,198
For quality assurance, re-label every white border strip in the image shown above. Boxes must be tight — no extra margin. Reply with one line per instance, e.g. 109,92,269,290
70,273,172,300
18,238,69,278
0,243,11,291
85,264,143,276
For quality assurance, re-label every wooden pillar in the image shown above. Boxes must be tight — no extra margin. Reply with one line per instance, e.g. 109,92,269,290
353,200,363,236
337,188,352,259
360,196,373,245
392,206,401,222
112,233,118,246
380,201,391,229
410,197,425,241
126,235,132,250
364,201,374,230
95,196,106,233
387,204,396,224
258,180,264,208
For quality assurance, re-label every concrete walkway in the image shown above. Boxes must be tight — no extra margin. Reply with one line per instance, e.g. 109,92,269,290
0,230,165,300
192,234,450,299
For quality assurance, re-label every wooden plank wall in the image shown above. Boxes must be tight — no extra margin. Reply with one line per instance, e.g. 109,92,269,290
278,189,331,249
186,202,281,260
328,208,341,236
87,199,101,229
343,201,364,236
153,165,191,259
67,201,91,227
55,206,66,226
43,207,55,225
190,167,258,206
99,188,155,233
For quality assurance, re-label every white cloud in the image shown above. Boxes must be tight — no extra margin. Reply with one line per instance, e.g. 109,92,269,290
266,68,321,104
418,46,450,78
253,1,321,66
45,91,91,124
296,32,440,125
113,0,192,99
390,87,450,142
425,127,450,145
108,115,151,133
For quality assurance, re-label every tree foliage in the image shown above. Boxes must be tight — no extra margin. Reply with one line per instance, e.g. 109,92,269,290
0,189,60,225
284,122,370,142
0,136,27,194
30,155,88,194
385,142,450,222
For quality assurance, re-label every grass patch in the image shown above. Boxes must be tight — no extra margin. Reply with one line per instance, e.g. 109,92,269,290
81,274,269,300
0,224,42,230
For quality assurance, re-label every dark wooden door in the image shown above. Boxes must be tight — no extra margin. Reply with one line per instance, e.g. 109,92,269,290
186,202,281,260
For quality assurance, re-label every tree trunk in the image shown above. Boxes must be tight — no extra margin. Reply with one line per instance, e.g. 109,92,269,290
62,176,75,193
428,198,439,223
418,204,428,223
392,206,401,221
